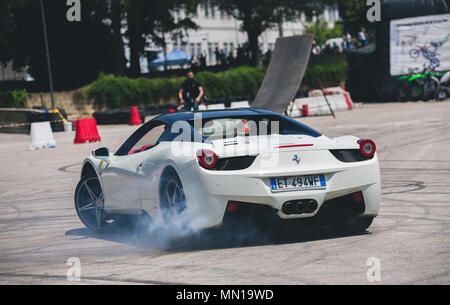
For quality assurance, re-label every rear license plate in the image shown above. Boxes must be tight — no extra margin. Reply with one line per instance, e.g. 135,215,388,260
270,175,326,192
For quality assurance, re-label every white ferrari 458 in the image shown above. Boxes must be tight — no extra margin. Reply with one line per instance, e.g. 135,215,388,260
75,108,380,234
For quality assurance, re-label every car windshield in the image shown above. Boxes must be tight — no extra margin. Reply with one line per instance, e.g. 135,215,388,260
189,115,321,140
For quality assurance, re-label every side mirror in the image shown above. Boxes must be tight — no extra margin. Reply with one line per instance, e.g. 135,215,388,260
92,147,110,160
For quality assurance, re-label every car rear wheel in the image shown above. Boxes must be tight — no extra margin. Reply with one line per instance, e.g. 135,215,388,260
74,175,118,232
159,169,189,229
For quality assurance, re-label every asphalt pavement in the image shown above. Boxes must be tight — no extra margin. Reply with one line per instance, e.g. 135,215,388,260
0,101,449,284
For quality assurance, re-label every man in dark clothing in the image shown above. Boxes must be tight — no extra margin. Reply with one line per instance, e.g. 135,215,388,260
178,71,204,111
214,48,221,66
200,52,207,67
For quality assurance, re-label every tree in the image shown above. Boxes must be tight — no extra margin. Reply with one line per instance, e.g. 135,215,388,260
111,0,127,76
0,0,25,68
1,0,115,89
304,21,343,46
335,0,374,33
273,0,334,38
123,0,200,76
214,0,281,66
336,0,367,25
0,0,19,46
146,1,199,72
215,0,335,66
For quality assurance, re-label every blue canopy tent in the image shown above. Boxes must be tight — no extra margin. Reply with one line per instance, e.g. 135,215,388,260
150,49,192,67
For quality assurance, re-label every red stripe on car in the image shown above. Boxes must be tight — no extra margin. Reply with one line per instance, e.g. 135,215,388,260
275,144,314,149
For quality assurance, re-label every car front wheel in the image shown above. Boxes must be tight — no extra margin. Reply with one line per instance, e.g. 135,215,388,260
74,175,118,232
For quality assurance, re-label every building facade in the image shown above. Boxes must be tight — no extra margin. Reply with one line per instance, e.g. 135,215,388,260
134,1,340,72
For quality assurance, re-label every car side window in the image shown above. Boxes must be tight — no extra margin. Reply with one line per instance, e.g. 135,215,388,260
127,124,166,155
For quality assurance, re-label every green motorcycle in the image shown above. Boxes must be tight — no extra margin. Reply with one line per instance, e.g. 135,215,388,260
422,66,443,101
398,68,421,102
397,66,443,102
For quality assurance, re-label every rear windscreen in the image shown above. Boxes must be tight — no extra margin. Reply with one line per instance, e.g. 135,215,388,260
188,115,321,140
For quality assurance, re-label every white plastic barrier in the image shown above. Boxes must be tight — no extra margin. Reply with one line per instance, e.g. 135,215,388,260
207,103,226,110
198,104,207,111
308,87,353,110
286,94,350,117
64,121,72,132
325,86,348,95
309,87,347,97
29,121,56,150
230,101,250,108
308,89,325,97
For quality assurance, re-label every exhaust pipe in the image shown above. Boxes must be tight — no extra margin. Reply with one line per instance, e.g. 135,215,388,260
305,200,318,213
295,201,306,213
282,202,296,215
282,199,318,215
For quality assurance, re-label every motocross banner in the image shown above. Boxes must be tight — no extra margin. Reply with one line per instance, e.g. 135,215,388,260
390,13,450,76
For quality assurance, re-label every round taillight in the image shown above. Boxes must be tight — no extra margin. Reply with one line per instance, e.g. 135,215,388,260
196,149,218,169
358,139,376,157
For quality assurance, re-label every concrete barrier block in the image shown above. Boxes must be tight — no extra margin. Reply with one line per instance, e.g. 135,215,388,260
287,94,350,117
207,103,226,110
230,101,250,108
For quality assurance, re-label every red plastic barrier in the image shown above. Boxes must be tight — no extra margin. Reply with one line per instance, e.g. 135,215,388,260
323,87,353,110
129,106,142,125
74,118,101,144
302,104,309,117
343,92,353,110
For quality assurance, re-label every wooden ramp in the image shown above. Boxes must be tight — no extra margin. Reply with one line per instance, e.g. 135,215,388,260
251,35,313,113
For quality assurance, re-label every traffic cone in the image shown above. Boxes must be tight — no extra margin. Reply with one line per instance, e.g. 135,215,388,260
302,104,309,117
29,121,56,150
129,106,142,125
74,118,101,144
